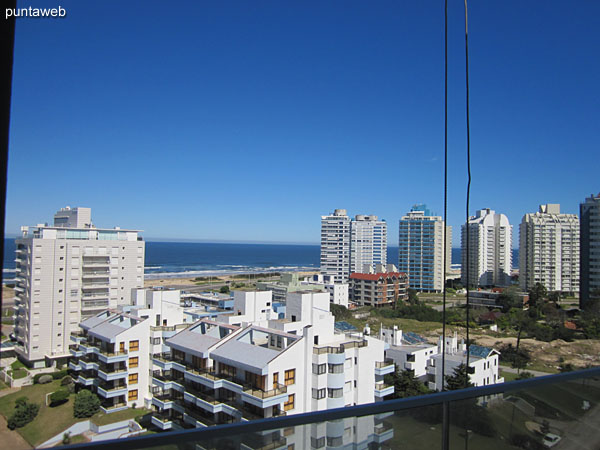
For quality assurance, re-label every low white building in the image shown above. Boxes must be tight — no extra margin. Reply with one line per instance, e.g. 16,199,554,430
302,274,349,308
426,333,503,392
380,326,438,379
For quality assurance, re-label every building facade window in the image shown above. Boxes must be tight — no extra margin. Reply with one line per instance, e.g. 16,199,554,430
312,388,326,399
129,357,138,368
128,389,138,401
284,394,295,411
284,369,295,386
129,340,139,352
128,373,138,385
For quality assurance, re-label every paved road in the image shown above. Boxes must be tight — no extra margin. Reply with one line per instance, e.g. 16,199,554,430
0,415,31,450
554,403,600,450
499,365,556,378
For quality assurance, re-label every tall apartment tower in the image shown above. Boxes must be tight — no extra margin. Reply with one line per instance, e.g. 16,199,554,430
580,193,600,309
519,204,579,294
13,207,145,368
320,209,351,283
350,215,387,275
398,205,452,292
461,208,512,287
320,210,387,282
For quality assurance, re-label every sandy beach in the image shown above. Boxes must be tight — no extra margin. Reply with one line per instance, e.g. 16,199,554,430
143,270,319,288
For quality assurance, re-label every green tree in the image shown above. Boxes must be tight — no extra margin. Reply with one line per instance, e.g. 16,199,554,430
219,285,230,294
515,371,534,380
497,286,523,312
528,282,548,311
386,369,431,399
7,400,39,429
406,289,419,305
445,364,473,391
330,304,351,320
73,389,101,418
50,389,70,407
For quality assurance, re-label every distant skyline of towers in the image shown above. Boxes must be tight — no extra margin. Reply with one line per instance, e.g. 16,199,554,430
519,204,579,294
580,193,600,309
398,204,451,292
320,209,387,282
461,208,512,287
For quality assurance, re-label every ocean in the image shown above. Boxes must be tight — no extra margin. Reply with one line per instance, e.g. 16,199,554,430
2,239,518,282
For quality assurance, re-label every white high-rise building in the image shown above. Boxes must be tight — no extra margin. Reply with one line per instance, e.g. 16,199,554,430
461,208,512,287
320,209,351,283
580,193,600,309
398,205,452,292
320,210,387,282
519,204,579,294
13,207,145,367
350,215,387,275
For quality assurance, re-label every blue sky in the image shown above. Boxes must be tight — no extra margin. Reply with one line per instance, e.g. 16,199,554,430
5,0,600,246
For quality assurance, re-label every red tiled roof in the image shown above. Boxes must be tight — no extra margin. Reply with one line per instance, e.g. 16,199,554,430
349,272,405,281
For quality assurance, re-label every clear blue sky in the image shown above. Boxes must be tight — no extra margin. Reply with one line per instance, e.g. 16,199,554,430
5,0,600,246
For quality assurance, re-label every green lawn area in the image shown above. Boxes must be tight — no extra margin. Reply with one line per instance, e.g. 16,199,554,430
92,407,151,426
0,380,86,446
0,382,148,447
9,368,27,379
501,370,520,382
69,434,89,444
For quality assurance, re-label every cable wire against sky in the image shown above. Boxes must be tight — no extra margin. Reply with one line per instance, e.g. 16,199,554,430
464,0,472,382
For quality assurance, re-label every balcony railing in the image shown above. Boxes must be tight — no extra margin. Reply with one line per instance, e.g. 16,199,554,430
313,339,368,354
50,367,600,450
243,383,287,399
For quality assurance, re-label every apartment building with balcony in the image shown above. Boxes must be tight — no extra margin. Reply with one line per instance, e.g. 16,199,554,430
461,208,512,288
320,209,387,283
320,209,352,283
149,289,392,431
580,193,600,309
398,205,452,292
349,264,408,307
69,310,150,413
13,207,145,368
519,204,579,294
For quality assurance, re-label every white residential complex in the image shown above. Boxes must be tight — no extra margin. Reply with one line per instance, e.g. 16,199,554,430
461,208,512,287
70,287,188,412
148,289,393,430
320,209,387,282
378,327,503,392
580,193,600,308
519,204,579,294
13,207,145,368
398,205,452,292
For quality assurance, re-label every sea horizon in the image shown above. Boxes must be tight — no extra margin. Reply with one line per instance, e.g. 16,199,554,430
2,238,519,282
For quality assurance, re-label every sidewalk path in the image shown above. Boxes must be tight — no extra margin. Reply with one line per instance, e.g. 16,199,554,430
0,415,32,450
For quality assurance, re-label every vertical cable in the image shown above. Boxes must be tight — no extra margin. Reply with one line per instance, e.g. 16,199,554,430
464,0,472,383
441,0,448,390
441,2,450,449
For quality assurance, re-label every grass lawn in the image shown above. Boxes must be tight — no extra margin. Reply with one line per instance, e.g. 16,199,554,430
0,379,8,390
501,370,520,382
0,382,152,446
0,380,88,447
526,361,559,374
9,368,27,379
10,360,26,370
68,434,90,444
92,407,151,426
